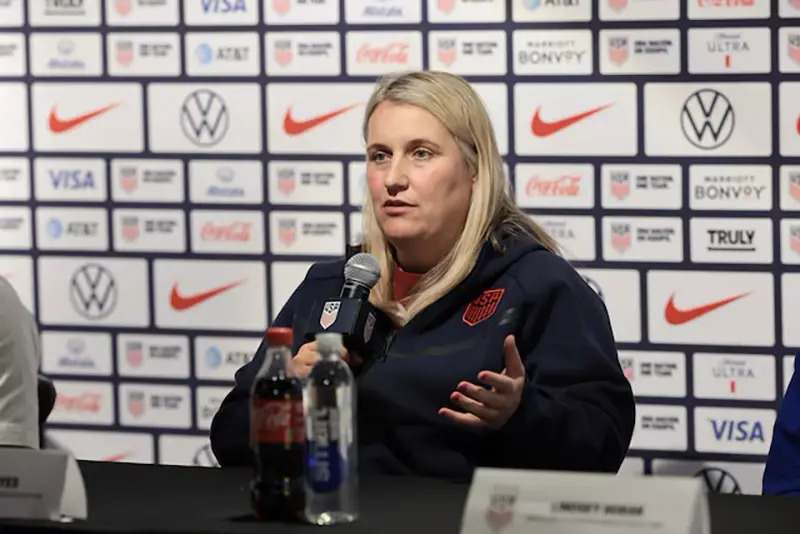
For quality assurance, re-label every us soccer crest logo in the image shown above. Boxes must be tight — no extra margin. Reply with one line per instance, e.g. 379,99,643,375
278,219,296,246
128,391,146,418
125,341,143,368
273,0,291,15
120,167,138,192
463,288,505,326
608,37,629,67
363,312,376,343
320,301,341,329
277,168,296,195
790,172,800,201
274,40,293,66
608,0,628,12
438,39,457,66
611,222,632,252
115,0,132,16
485,485,518,532
610,171,630,200
438,0,456,13
116,40,134,66
791,225,800,255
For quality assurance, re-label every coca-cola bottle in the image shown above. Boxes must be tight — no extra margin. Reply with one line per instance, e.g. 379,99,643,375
249,327,306,521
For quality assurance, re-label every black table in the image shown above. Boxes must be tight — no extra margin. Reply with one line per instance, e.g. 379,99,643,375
0,461,799,534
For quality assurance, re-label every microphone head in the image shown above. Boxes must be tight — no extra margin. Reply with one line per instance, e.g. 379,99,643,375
344,252,381,289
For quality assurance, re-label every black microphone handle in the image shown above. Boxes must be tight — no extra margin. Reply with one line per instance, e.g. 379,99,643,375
340,280,372,300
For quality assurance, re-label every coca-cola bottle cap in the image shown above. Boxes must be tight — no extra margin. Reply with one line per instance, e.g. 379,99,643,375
266,327,293,346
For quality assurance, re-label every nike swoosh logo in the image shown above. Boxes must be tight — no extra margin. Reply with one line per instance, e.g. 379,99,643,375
664,292,750,325
103,451,133,462
48,103,118,134
531,103,613,137
283,104,359,136
170,280,245,311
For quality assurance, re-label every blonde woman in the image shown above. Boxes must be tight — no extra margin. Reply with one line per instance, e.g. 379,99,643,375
212,71,635,479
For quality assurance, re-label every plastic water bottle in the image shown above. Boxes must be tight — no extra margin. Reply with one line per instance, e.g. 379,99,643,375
303,332,358,525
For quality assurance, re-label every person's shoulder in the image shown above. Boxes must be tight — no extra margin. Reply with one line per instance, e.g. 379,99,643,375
499,235,593,297
302,244,361,283
0,276,31,328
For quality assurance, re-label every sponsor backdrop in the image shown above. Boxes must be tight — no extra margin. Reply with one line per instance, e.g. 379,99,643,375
0,0,797,494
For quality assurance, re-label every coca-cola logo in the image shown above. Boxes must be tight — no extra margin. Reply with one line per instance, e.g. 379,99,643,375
264,402,291,430
526,175,581,197
55,392,102,413
201,221,252,242
356,43,409,64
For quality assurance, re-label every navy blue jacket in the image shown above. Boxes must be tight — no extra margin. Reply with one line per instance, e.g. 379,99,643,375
763,353,800,495
210,229,635,481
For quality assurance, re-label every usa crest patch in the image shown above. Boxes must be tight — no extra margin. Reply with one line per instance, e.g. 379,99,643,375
463,288,505,327
320,301,340,329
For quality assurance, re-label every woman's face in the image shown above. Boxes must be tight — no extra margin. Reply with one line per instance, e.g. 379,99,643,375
365,101,474,264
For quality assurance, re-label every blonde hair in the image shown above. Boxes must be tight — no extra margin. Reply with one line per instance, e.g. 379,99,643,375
360,70,559,326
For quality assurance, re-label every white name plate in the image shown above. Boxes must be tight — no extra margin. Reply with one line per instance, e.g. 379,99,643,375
0,448,87,521
460,468,710,534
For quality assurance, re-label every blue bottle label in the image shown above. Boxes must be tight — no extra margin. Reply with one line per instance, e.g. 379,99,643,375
307,406,343,493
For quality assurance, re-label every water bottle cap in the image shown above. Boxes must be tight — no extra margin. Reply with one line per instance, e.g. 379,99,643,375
315,332,343,354
266,327,293,347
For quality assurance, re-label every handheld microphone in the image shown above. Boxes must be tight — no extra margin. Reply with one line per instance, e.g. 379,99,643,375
304,253,397,367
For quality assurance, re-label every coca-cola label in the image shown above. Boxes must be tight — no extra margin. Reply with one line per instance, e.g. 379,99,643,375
251,398,305,444
201,221,252,242
356,43,409,64
55,392,101,413
526,175,581,197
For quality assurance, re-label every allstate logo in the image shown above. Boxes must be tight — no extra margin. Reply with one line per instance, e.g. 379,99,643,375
217,167,235,183
523,0,541,10
205,346,223,369
47,218,64,238
195,43,214,65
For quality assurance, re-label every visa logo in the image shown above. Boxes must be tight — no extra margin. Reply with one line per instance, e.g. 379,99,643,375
49,170,96,190
711,419,764,442
201,0,247,13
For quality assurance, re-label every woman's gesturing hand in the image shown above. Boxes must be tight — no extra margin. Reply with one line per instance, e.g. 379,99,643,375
439,335,526,430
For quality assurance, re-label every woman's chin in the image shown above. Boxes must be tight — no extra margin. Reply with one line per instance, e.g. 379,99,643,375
381,223,422,244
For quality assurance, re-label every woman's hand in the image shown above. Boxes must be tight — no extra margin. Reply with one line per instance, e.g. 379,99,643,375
291,341,363,380
439,335,526,430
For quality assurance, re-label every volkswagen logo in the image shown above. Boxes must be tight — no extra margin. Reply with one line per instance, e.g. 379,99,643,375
193,444,220,467
680,89,735,150
180,89,230,148
581,275,604,300
695,467,742,495
69,264,118,320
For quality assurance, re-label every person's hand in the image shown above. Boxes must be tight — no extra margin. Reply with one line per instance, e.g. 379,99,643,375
291,341,363,380
439,335,526,430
